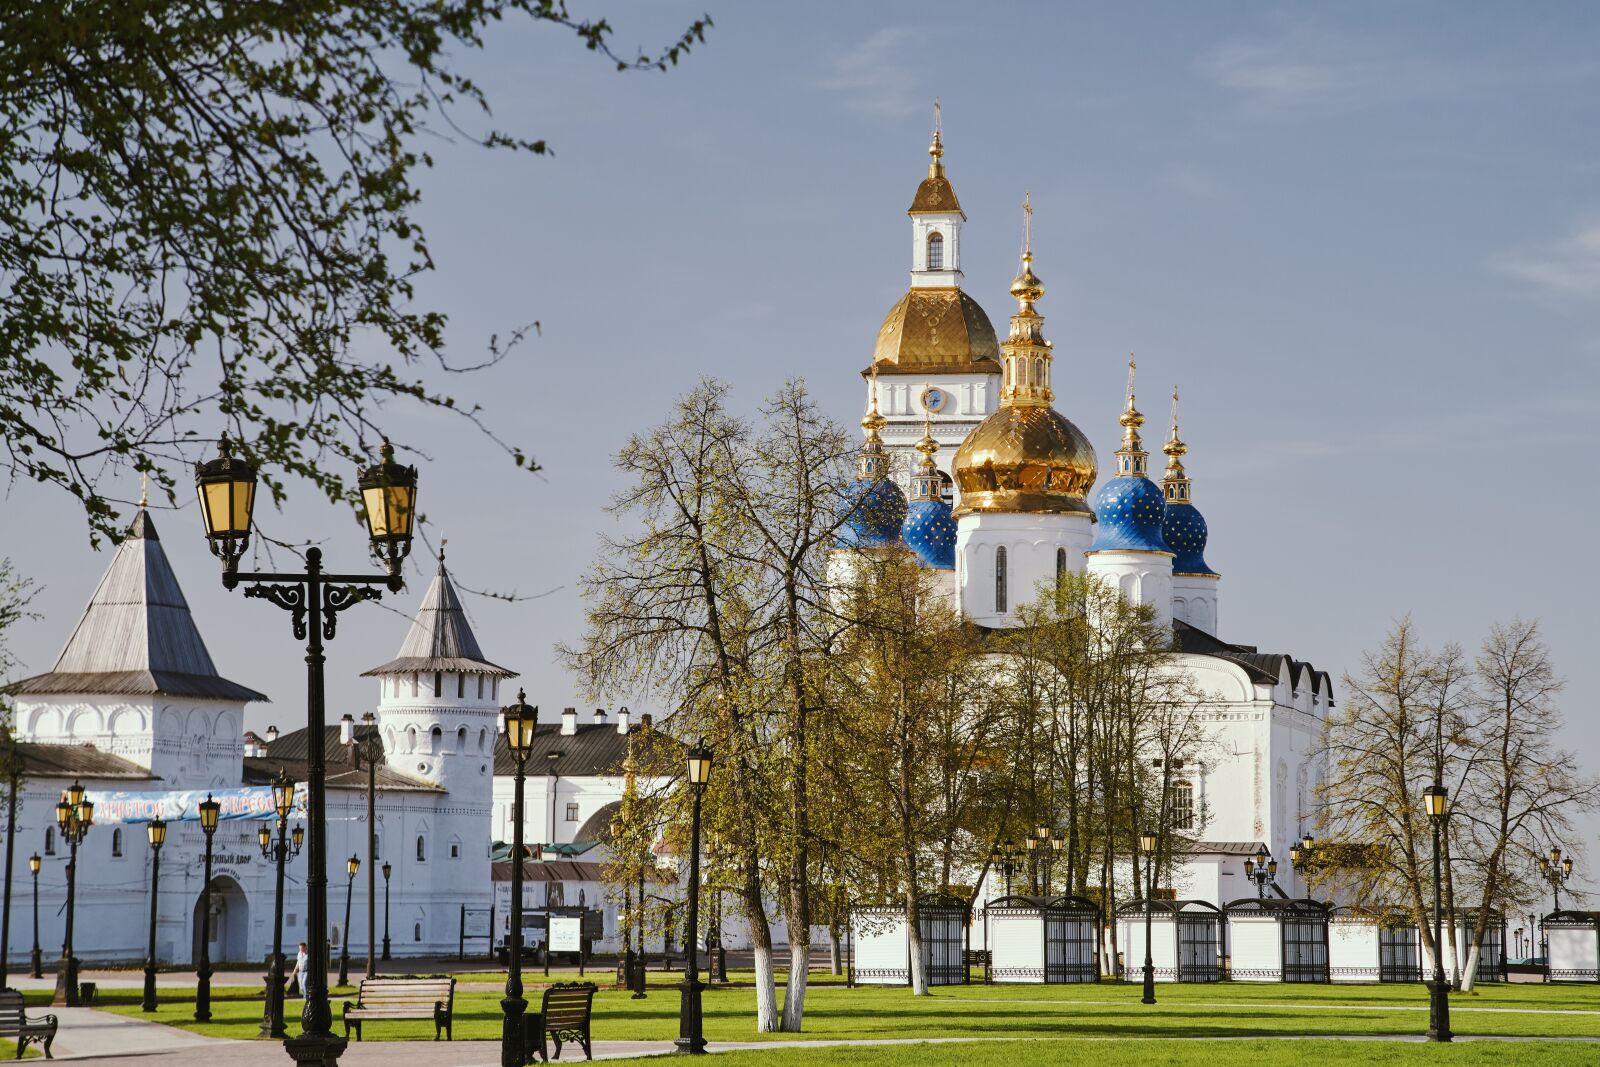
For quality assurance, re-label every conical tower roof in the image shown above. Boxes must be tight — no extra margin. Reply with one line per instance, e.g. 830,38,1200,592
362,553,516,678
6,510,268,701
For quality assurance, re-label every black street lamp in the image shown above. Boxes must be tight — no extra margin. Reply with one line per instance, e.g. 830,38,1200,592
499,692,538,1067
1538,846,1573,915
1423,782,1452,1043
28,854,41,980
988,841,1021,898
53,781,93,1006
381,863,392,962
260,773,304,1038
1028,827,1064,897
344,714,384,981
195,433,415,1067
196,792,221,1022
675,744,712,1056
339,855,359,987
1242,847,1277,899
142,819,167,1012
1138,828,1157,1005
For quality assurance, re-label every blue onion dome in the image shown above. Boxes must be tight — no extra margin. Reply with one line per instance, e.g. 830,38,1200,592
837,388,906,549
1088,358,1172,555
901,422,956,569
1161,388,1218,575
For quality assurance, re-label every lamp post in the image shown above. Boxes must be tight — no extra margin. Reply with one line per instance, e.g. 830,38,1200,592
1242,847,1276,899
675,744,713,1056
1423,782,1452,1043
381,863,392,961
1290,833,1315,896
53,781,92,1006
346,714,384,981
339,855,359,987
0,746,20,993
1538,847,1573,915
498,693,538,1067
28,854,41,980
260,773,303,1038
988,841,1020,898
1138,828,1157,1005
195,433,415,1067
196,793,221,1022
538,844,556,978
142,819,167,1012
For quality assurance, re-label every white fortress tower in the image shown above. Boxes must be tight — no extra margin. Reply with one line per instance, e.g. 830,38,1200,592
952,211,1099,627
1085,361,1175,629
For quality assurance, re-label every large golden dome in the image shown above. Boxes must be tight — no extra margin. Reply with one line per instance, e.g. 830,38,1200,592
871,288,999,374
952,405,1097,517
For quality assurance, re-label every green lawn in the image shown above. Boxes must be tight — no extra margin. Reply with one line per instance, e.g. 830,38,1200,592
95,977,1600,1045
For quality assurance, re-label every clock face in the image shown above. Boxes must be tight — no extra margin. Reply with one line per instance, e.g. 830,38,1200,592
921,386,949,414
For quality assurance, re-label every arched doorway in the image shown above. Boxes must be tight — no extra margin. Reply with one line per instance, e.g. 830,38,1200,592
192,875,250,963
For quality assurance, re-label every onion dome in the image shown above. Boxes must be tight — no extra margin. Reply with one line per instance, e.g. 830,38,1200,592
1089,357,1172,554
1161,388,1218,576
901,416,957,569
952,200,1097,518
837,375,907,548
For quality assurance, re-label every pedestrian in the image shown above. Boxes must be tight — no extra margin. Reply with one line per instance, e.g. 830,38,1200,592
288,941,308,998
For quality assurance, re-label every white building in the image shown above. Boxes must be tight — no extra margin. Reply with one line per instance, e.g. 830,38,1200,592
836,127,1334,908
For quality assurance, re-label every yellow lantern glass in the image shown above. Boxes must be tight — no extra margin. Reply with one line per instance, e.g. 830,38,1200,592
76,799,93,827
148,819,167,848
28,854,40,875
1139,829,1158,853
193,434,258,573
503,690,539,755
68,781,86,808
359,440,418,573
1423,783,1447,820
54,797,70,830
258,826,271,850
292,824,305,851
382,861,392,881
198,793,221,834
347,854,360,877
273,774,296,819
686,745,713,786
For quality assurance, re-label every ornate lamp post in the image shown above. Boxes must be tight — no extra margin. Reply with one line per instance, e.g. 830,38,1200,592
28,854,41,980
260,773,303,1038
381,863,392,962
988,841,1021,898
499,692,538,1067
53,781,93,1006
196,793,221,1022
1138,828,1157,1005
195,433,415,1067
1242,846,1277,899
339,855,359,987
142,818,167,1012
1538,847,1573,915
675,744,713,1056
1423,782,1452,1043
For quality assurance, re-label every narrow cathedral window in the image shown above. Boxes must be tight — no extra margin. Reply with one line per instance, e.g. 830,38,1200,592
1173,780,1195,830
477,675,485,699
926,232,944,270
414,923,422,942
995,547,1008,614
433,671,442,697
457,674,465,698
416,836,426,862
1056,547,1067,582
44,828,54,856
111,828,123,857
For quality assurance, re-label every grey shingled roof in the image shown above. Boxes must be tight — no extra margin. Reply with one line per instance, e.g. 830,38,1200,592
16,741,159,781
493,721,679,778
5,511,267,703
246,724,445,793
361,558,515,678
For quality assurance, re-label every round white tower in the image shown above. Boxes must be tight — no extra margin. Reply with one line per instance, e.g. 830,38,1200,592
1085,359,1175,629
952,203,1098,627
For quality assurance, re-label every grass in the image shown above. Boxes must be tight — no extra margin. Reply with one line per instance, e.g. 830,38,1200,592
93,976,1600,1046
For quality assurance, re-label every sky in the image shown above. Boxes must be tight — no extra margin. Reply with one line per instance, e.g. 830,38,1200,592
6,3,1600,874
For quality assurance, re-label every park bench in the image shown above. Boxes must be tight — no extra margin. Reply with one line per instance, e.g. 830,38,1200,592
523,981,597,1062
0,988,57,1059
340,975,455,1041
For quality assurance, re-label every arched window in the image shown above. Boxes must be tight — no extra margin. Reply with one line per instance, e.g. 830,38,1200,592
477,675,485,699
416,835,427,862
430,725,442,753
111,828,123,857
926,232,944,270
44,827,54,856
413,922,422,942
1033,357,1044,388
433,671,442,698
1056,546,1067,582
456,673,465,699
995,546,1008,614
1172,781,1195,830
457,726,468,752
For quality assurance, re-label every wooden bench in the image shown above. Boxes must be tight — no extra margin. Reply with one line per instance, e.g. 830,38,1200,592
340,975,455,1041
0,988,57,1059
523,981,597,1062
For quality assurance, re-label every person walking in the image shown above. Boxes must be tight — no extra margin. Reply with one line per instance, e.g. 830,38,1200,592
288,941,309,998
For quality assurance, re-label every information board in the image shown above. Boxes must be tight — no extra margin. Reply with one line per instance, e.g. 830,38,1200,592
550,915,582,952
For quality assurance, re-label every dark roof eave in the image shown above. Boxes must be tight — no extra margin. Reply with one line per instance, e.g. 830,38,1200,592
360,657,517,678
5,669,269,703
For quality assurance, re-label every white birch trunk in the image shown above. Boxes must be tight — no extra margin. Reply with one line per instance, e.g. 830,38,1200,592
752,941,779,1032
780,942,809,1030
1459,941,1482,993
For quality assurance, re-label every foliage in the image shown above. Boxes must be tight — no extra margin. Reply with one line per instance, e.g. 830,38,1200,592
0,1,709,543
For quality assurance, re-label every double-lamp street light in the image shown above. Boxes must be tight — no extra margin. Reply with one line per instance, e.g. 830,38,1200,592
1242,847,1278,898
1538,846,1574,914
1422,782,1452,1043
259,773,304,1038
53,781,92,1006
195,433,416,1067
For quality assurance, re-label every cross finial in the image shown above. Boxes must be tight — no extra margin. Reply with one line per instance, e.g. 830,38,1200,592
1170,386,1180,436
933,98,941,138
439,537,448,562
1021,192,1033,261
139,471,148,509
1126,354,1137,402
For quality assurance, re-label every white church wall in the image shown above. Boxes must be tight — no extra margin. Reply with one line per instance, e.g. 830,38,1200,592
955,511,1092,628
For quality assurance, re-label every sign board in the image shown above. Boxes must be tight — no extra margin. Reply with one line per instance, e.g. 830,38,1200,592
92,785,307,824
462,908,492,940
550,915,582,952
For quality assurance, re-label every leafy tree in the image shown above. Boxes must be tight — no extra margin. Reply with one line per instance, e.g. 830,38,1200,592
0,1,709,543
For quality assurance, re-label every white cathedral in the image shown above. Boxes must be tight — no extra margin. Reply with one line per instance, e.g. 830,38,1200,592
834,126,1333,905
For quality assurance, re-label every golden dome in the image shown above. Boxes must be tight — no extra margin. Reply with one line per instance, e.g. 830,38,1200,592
951,404,1097,517
909,130,964,216
871,289,999,373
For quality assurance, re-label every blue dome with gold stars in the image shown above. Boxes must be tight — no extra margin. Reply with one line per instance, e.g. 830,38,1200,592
838,475,907,549
1088,474,1170,554
1163,502,1216,575
903,497,956,569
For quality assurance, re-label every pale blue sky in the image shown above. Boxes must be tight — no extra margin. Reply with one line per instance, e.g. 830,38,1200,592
7,3,1600,864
